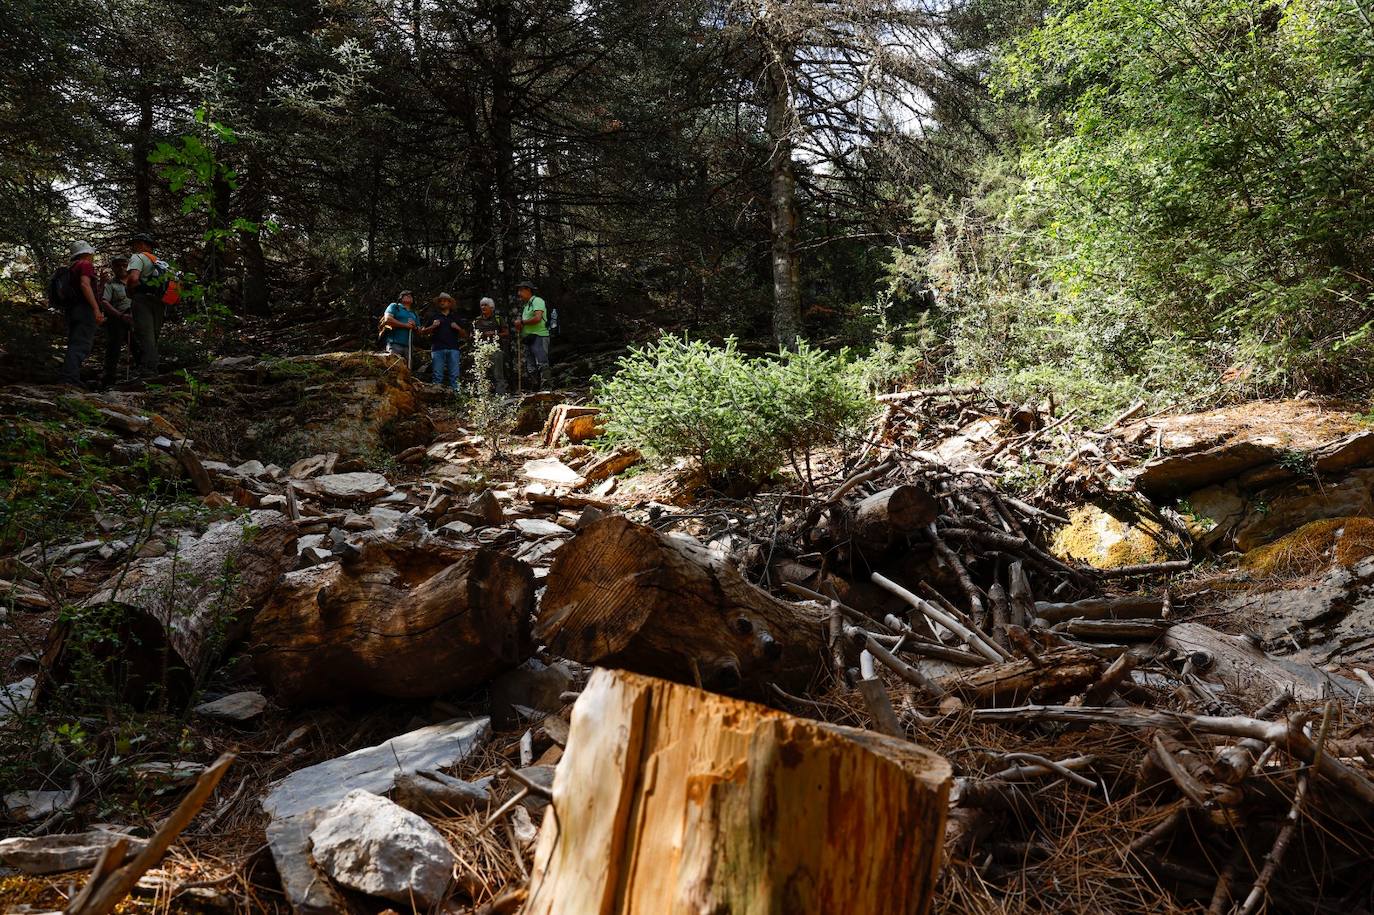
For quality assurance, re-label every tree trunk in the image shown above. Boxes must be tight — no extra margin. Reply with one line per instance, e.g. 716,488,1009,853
765,44,802,349
524,668,951,915
133,84,154,234
537,516,826,696
490,0,520,292
251,529,533,705
44,511,297,706
238,149,270,316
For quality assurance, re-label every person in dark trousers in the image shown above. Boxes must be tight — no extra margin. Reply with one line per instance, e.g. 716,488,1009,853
100,257,135,387
513,279,550,390
471,296,508,393
421,292,467,389
59,241,106,386
124,233,168,376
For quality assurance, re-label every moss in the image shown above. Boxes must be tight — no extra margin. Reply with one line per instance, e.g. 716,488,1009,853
1241,516,1374,579
1052,505,1177,569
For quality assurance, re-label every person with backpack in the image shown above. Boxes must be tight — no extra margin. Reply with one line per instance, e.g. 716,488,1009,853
100,256,136,387
54,241,105,386
123,233,172,376
380,290,420,364
420,292,467,389
513,279,550,391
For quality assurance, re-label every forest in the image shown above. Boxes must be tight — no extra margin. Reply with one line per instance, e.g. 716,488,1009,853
3,0,1374,913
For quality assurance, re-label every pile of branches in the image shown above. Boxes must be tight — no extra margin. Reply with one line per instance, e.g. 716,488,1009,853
638,398,1373,913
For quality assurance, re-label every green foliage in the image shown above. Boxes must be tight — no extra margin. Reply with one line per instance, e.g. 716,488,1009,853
596,335,873,485
468,338,516,456
997,0,1374,392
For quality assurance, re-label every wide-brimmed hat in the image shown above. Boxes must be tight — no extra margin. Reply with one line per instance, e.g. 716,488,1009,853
69,240,95,259
435,292,455,303
397,289,414,300
515,279,536,291
130,232,155,246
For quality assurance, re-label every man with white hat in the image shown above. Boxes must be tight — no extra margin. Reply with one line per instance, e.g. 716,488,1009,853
57,240,105,386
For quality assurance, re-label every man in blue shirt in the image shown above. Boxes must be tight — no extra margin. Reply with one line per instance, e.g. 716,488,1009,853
421,292,467,389
381,290,420,363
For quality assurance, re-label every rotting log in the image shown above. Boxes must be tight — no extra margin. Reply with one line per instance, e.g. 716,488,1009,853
524,669,951,915
251,528,533,705
537,516,826,696
938,648,1103,707
541,405,603,446
44,510,296,705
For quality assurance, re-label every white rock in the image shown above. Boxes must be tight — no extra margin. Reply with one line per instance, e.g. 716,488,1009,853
369,506,405,530
0,831,145,875
297,534,325,554
437,520,474,537
313,472,390,501
4,788,75,823
521,457,584,487
514,518,569,538
194,691,267,722
310,790,456,907
234,459,267,477
0,677,35,724
301,546,334,566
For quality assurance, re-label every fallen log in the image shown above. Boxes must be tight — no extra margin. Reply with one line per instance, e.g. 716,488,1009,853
45,511,296,704
541,405,603,446
538,516,826,696
938,648,1103,706
524,669,951,915
251,529,533,705
1034,595,1165,625
1163,623,1359,703
851,484,940,553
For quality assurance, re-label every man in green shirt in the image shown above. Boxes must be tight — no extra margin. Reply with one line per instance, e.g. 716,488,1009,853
124,233,169,376
514,279,549,391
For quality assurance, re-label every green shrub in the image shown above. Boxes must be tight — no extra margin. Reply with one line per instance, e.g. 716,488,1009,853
595,336,874,486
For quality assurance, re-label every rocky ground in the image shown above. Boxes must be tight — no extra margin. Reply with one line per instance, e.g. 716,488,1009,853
2,357,1373,913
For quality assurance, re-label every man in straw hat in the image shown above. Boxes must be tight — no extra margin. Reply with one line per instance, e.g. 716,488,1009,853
421,292,467,389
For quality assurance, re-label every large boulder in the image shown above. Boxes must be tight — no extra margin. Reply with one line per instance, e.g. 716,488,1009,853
310,790,456,908
1233,469,1374,551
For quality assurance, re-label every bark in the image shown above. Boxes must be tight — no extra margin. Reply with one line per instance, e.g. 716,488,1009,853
765,43,802,349
852,484,940,553
133,85,154,234
251,528,533,705
524,669,951,915
45,511,296,705
537,516,826,696
938,648,1104,707
541,405,602,446
490,0,520,291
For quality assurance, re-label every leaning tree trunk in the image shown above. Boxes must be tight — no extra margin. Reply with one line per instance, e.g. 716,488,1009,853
525,669,952,915
251,528,533,705
537,516,826,696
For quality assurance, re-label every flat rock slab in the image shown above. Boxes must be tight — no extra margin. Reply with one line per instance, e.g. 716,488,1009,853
194,690,267,722
311,472,391,501
311,789,456,908
1126,400,1374,497
0,831,145,874
262,718,489,915
514,518,570,538
0,677,35,724
4,788,75,823
522,458,584,487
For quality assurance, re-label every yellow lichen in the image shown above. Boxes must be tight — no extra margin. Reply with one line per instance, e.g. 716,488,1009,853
1052,505,1176,569
1240,516,1374,580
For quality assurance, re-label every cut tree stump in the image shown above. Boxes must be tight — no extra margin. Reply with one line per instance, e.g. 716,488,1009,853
852,484,940,553
524,669,951,915
541,405,603,446
537,516,826,696
251,528,533,705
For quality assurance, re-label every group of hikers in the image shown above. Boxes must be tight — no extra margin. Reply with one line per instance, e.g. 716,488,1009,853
53,233,176,388
52,231,555,395
378,279,554,392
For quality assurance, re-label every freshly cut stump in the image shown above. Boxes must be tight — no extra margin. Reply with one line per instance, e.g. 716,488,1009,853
537,516,826,696
525,669,951,915
251,529,533,705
